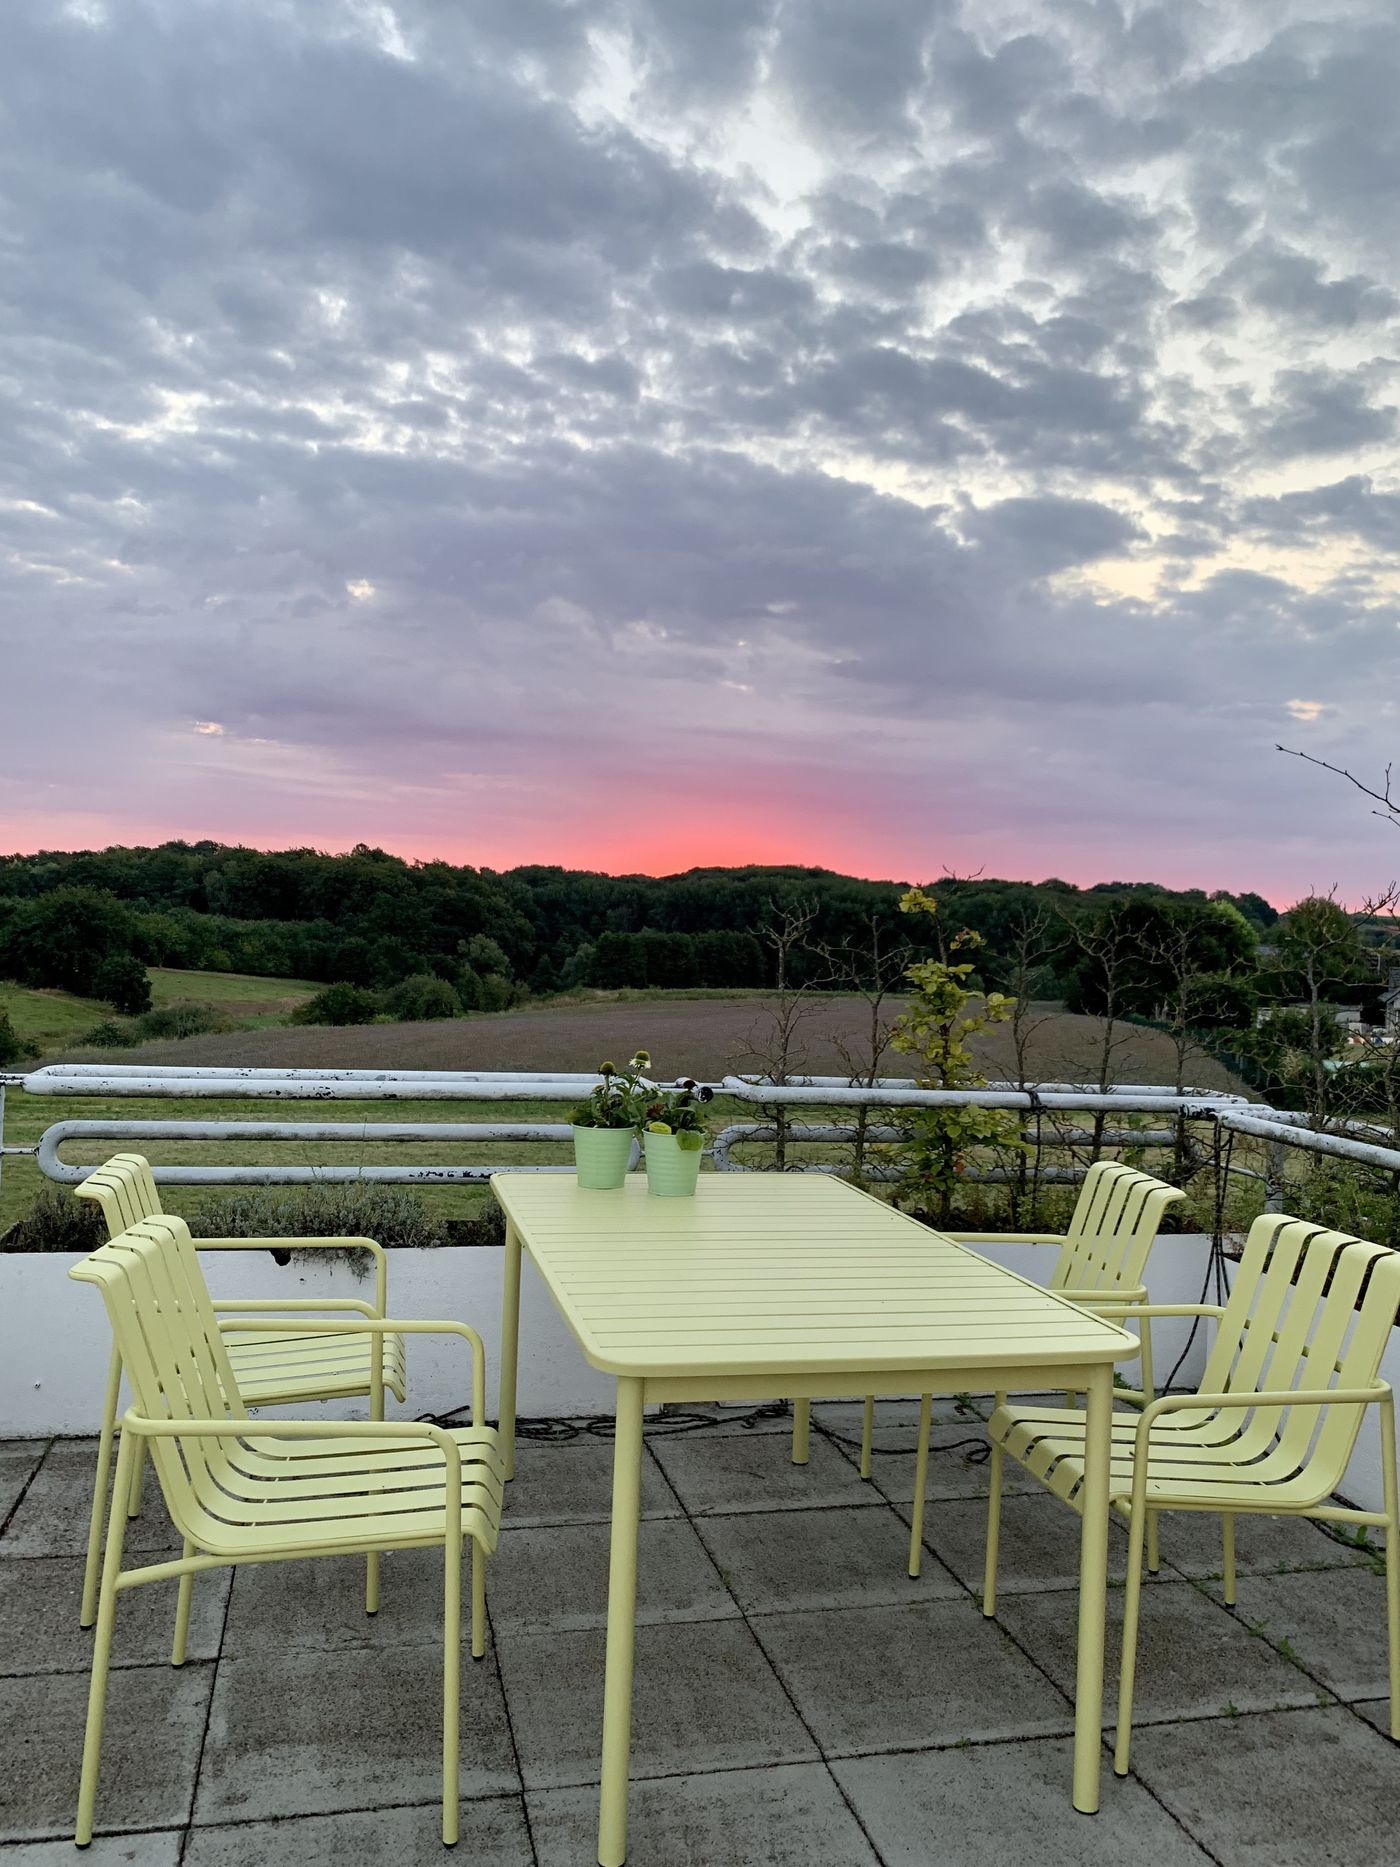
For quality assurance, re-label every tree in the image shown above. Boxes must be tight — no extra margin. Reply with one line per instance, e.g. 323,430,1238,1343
809,907,912,1181
91,954,152,1015
0,887,136,996
732,901,819,1169
890,887,1022,1226
1259,895,1367,1120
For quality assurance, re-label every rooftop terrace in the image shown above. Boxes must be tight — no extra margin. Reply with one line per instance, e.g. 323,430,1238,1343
3,1400,1399,1867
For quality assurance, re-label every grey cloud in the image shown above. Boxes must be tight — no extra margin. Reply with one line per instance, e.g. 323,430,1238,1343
1253,368,1396,459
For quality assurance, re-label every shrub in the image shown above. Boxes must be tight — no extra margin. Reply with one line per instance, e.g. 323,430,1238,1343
0,1009,34,1067
5,1187,108,1253
188,1184,448,1264
80,1019,140,1049
136,1002,223,1041
291,982,379,1026
91,953,152,1015
384,973,460,1021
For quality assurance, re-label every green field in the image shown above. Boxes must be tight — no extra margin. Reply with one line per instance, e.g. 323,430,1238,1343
1,968,320,1060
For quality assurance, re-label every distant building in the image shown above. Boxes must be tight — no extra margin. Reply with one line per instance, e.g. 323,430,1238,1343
1257,1003,1364,1030
1385,968,1400,1039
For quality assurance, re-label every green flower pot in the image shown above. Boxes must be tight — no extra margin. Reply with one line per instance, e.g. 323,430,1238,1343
572,1125,633,1190
643,1130,703,1198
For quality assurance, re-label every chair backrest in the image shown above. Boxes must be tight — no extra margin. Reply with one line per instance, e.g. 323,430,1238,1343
74,1154,164,1237
1048,1162,1185,1297
69,1215,247,1539
1197,1212,1400,1501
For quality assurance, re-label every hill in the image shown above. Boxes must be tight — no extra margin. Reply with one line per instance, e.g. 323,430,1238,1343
2,968,318,1059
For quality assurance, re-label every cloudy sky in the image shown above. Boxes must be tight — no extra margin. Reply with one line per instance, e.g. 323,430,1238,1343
3,0,1400,901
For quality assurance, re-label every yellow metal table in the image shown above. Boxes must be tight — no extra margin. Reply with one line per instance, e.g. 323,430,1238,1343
492,1172,1134,1866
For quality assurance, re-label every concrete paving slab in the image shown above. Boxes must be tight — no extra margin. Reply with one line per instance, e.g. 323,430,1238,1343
916,1491,1130,1594
0,1556,229,1676
1202,1566,1397,1702
1349,1696,1399,1740
0,1443,179,1560
834,1737,1214,1866
0,1833,181,1865
0,1664,212,1842
752,1599,1074,1757
1158,1508,1375,1580
0,1444,48,1526
191,1642,518,1825
840,1426,1044,1508
1129,1704,1400,1867
995,1580,1325,1728
221,1547,460,1659
498,1618,817,1789
499,1440,679,1527
648,1433,872,1517
529,1762,881,1867
489,1517,738,1636
813,1400,972,1449
655,1403,795,1437
695,1505,962,1616
183,1794,533,1865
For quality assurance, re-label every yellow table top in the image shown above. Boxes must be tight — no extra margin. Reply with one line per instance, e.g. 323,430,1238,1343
491,1172,1135,1380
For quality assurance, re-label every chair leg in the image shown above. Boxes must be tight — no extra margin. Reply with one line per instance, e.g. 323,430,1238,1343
471,1543,487,1661
860,1395,875,1479
1221,1513,1237,1607
442,1541,461,1847
1146,1510,1160,1575
791,1398,810,1466
1137,1313,1155,1408
126,1440,145,1520
1381,1395,1400,1739
982,1439,1004,1616
907,1395,933,1578
81,1344,124,1628
1114,1505,1148,1776
171,1541,194,1667
366,1551,381,1616
76,1433,134,1846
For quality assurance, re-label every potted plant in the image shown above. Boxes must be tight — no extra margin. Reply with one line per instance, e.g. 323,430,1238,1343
640,1077,713,1198
569,1054,648,1188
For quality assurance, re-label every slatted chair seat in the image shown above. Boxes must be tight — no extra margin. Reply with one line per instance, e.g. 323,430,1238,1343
226,1325,409,1406
73,1153,407,1630
981,1211,1400,1780
69,1213,504,1848
167,1424,504,1557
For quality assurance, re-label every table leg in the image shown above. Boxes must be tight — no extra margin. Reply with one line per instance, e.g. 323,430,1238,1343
499,1222,522,1480
1073,1364,1112,1814
598,1377,645,1867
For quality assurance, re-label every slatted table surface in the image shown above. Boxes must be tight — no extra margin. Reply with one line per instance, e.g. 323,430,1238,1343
491,1170,1133,1379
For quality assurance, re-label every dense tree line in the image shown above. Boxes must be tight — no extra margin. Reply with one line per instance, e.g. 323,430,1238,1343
0,840,1296,1020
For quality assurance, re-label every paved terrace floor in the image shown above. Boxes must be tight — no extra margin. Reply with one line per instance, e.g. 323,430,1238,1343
3,1401,1400,1867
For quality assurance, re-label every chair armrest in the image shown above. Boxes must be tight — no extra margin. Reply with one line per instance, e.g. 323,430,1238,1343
1060,1285,1149,1308
216,1317,486,1424
213,1298,379,1318
945,1232,1068,1247
1088,1302,1227,1320
195,1235,387,1315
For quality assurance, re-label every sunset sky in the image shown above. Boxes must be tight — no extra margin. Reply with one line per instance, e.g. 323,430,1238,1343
3,0,1400,902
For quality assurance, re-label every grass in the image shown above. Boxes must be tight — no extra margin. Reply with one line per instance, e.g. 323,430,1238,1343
1,968,320,1062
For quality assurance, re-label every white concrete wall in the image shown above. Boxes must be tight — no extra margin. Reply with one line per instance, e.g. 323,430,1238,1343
4,1233,1394,1519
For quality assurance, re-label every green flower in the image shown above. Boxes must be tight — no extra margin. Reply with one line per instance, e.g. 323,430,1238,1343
599,1060,616,1076
631,1049,651,1068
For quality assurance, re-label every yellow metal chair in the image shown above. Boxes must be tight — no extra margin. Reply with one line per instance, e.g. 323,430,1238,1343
74,1154,406,1628
69,1214,503,1848
983,1211,1400,1777
836,1162,1183,1577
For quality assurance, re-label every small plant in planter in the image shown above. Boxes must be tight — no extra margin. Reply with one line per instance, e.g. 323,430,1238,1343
569,1053,651,1189
640,1078,713,1198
